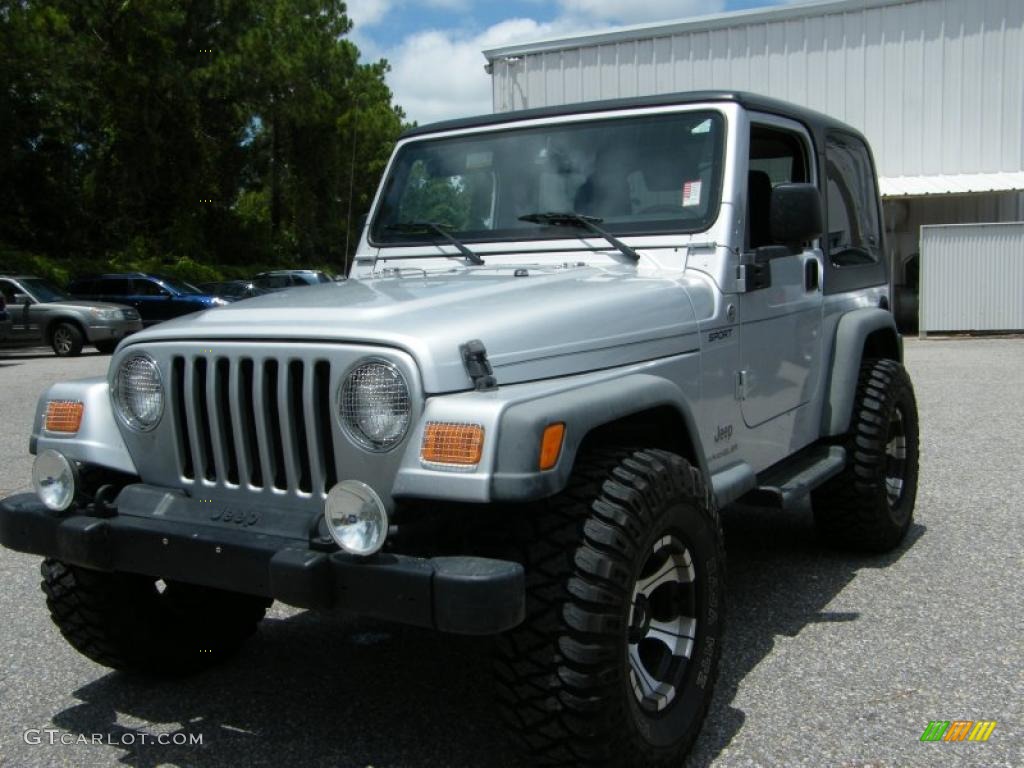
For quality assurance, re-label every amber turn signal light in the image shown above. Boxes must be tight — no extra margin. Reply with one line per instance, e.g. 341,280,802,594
421,422,485,467
44,400,84,434
539,422,565,471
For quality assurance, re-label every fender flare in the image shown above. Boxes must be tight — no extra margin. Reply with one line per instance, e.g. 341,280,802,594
491,373,707,501
823,307,901,436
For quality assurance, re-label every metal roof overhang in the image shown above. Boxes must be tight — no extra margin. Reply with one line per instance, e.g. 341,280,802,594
879,173,1024,199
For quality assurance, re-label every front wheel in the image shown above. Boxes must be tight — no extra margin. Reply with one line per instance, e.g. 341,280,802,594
51,322,84,357
41,559,270,675
495,449,725,767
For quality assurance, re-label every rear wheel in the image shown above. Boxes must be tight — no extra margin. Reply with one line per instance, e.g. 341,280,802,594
495,448,725,767
813,358,920,552
51,322,84,357
41,559,270,675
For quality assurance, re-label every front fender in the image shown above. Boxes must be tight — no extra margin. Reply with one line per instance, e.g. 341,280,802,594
29,377,137,475
391,354,704,504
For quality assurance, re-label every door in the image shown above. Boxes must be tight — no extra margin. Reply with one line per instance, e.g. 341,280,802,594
131,278,174,323
738,121,824,429
0,279,36,341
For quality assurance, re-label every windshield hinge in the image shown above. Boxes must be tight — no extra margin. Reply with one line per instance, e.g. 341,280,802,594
460,339,498,391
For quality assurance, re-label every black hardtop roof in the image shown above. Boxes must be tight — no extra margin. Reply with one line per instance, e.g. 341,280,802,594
401,90,864,142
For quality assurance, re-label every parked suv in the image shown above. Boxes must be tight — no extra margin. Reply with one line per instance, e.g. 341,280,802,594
0,291,8,341
252,269,332,292
0,275,142,355
68,273,227,326
0,92,919,767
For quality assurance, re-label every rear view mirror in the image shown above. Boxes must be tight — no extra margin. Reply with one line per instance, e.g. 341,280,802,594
770,183,823,247
13,293,31,305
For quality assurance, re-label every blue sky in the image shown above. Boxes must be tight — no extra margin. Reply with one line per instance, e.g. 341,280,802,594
346,0,802,123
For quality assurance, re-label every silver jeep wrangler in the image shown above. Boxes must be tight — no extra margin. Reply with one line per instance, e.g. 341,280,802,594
0,91,919,767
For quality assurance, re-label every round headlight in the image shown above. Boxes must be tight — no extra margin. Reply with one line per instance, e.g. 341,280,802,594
338,360,411,451
32,449,78,512
113,354,164,431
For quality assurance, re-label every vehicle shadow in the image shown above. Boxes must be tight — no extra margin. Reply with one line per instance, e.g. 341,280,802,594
49,503,924,768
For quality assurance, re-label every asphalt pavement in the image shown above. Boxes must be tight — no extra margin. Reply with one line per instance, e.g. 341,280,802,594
0,339,1020,767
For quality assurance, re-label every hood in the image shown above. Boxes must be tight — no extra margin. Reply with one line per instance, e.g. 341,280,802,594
125,265,703,392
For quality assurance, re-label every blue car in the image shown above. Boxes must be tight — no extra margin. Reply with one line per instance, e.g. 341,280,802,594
68,273,228,326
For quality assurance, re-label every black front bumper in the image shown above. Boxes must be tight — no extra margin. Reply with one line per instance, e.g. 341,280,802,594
0,490,524,635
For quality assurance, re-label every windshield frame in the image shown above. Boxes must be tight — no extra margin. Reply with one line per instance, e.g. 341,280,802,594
369,106,727,249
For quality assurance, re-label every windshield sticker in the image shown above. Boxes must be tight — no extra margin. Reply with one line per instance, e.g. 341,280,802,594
682,179,702,207
692,119,712,134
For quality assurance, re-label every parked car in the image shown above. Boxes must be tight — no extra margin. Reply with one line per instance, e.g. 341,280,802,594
0,275,142,356
198,280,268,302
0,291,9,342
252,269,333,292
0,92,918,767
68,273,228,326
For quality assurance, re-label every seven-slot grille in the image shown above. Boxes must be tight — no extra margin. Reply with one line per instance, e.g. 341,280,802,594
169,354,338,496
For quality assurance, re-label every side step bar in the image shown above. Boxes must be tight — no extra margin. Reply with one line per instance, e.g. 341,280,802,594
744,445,847,509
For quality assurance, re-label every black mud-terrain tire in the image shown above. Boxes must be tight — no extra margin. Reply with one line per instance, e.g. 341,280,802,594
51,322,84,357
41,559,270,675
813,358,920,552
94,339,117,354
495,448,725,767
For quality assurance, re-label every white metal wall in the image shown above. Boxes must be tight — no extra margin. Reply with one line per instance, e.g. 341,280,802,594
919,222,1024,333
487,0,1024,181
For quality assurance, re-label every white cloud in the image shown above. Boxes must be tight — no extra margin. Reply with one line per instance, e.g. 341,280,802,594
386,17,593,124
558,0,725,24
346,0,393,28
376,0,733,123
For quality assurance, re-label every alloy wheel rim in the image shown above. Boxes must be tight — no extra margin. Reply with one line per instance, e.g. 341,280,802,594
627,534,698,713
885,407,907,507
54,328,72,354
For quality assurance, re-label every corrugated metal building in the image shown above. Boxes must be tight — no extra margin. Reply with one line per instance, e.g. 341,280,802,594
484,0,1024,331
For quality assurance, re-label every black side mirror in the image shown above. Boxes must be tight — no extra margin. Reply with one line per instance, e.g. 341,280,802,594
770,183,823,248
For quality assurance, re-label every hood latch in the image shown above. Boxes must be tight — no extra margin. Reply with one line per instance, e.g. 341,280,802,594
460,339,498,391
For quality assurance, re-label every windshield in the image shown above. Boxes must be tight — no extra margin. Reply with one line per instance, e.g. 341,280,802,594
20,278,69,302
371,110,724,246
158,276,202,295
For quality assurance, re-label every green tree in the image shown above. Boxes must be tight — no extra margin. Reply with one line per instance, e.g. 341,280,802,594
0,0,406,278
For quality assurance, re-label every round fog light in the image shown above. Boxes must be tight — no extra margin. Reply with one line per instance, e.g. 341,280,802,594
324,480,388,556
32,449,78,512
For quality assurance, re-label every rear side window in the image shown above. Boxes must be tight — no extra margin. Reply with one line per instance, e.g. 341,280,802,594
825,133,881,266
98,278,131,295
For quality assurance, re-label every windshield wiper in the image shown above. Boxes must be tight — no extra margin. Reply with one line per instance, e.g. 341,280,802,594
384,222,484,265
518,212,639,263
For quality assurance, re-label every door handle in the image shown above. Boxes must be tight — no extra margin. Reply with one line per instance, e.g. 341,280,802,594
804,259,820,292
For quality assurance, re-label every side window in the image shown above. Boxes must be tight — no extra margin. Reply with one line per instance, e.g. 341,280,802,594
132,279,166,296
0,280,19,304
70,279,94,294
100,279,129,296
747,125,809,249
825,133,881,266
